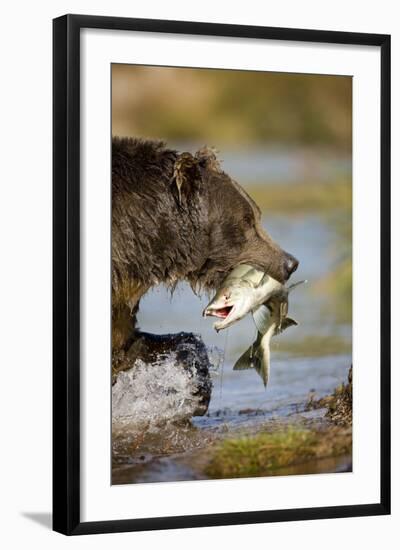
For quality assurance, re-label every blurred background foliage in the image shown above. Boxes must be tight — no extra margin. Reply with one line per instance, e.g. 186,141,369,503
112,66,353,482
112,65,351,150
112,65,352,327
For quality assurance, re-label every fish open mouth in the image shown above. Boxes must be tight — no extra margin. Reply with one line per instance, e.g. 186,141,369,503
203,305,234,319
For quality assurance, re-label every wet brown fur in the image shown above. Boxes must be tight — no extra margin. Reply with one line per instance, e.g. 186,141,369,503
112,137,290,351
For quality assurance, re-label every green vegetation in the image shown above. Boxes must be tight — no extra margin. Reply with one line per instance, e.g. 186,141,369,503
271,334,351,357
207,367,352,479
206,426,351,479
112,64,353,323
112,66,352,150
111,65,355,484
247,179,352,323
318,214,352,323
319,257,352,322
246,179,351,214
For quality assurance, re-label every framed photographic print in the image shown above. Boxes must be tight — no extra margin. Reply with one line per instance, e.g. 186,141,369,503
53,14,391,535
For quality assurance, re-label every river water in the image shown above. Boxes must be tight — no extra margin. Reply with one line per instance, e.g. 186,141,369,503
112,150,352,484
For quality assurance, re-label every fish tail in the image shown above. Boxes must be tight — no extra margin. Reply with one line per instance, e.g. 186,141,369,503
233,344,256,371
233,340,270,388
254,348,270,388
233,333,263,371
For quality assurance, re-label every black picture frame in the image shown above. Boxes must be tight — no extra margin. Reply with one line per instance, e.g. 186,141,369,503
53,13,391,535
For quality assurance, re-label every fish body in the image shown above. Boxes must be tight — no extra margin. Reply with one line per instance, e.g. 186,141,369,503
233,322,273,387
233,281,305,387
203,264,282,332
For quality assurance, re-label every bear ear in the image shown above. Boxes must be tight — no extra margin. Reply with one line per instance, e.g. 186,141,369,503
195,146,222,172
171,152,200,205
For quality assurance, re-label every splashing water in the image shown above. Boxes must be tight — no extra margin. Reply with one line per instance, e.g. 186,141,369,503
112,343,226,466
205,345,225,375
112,351,219,467
112,356,203,430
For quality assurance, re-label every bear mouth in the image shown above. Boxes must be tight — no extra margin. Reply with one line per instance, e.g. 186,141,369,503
204,305,234,319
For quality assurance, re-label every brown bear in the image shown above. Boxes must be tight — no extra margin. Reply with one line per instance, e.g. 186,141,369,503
111,137,298,386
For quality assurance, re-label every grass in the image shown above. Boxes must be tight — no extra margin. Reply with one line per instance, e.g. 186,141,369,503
207,367,353,479
206,426,352,479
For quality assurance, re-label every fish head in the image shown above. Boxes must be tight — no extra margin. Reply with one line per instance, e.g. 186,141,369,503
203,268,285,332
203,281,255,331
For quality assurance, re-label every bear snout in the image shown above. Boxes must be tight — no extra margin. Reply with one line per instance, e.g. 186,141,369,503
282,253,299,281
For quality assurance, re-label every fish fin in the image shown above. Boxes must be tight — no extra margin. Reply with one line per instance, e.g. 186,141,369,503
233,348,254,370
279,317,298,332
227,264,254,281
287,280,307,292
246,268,265,286
258,272,271,286
252,305,270,334
233,339,270,388
233,340,259,370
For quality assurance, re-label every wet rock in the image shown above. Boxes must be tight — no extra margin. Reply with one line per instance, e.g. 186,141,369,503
112,331,212,417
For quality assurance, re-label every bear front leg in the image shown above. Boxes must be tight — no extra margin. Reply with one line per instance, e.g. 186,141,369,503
111,300,141,382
